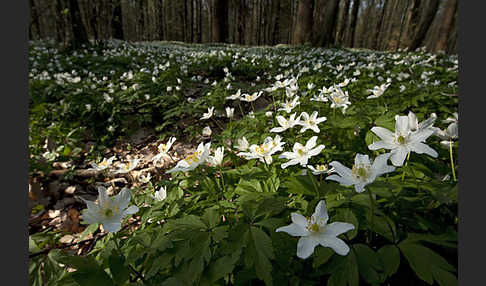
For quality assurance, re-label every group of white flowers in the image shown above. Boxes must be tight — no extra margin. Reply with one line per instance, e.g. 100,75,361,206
70,44,458,261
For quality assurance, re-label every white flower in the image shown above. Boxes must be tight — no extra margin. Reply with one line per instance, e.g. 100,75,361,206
238,135,285,164
408,111,437,133
225,107,234,118
152,137,176,165
201,107,215,120
265,111,273,117
399,85,406,92
207,146,225,166
167,86,173,92
328,86,351,114
435,122,458,147
276,200,354,259
443,112,458,124
138,172,151,184
307,82,315,90
307,164,334,175
152,186,167,201
366,83,390,99
202,126,212,137
298,111,327,133
270,113,298,133
103,93,113,103
235,136,249,151
368,114,438,166
81,187,139,233
279,136,325,169
90,156,116,171
226,89,242,100
107,125,115,132
338,78,350,87
241,91,263,102
326,153,395,193
279,96,300,113
115,158,141,174
85,104,92,111
166,142,211,173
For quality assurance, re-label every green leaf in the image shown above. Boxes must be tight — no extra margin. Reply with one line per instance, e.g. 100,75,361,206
405,230,457,249
79,223,99,240
203,253,240,284
171,215,208,230
370,214,397,243
353,244,384,285
398,242,457,286
108,253,130,285
29,236,41,253
254,218,285,232
281,175,316,196
248,226,275,286
312,247,334,269
327,252,359,286
49,250,114,286
377,245,400,278
202,206,220,229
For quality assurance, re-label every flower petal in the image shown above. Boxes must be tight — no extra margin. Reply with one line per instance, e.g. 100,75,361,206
305,136,318,150
297,236,319,259
410,142,438,158
320,237,350,256
325,222,355,237
102,221,122,233
395,115,409,134
328,161,353,178
368,140,395,151
326,174,355,186
370,127,395,142
371,153,395,177
291,213,308,228
114,188,131,210
389,148,409,166
123,205,139,216
313,200,329,224
276,223,308,237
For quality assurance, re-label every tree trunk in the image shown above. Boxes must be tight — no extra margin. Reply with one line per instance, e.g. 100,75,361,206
69,0,89,48
292,0,314,44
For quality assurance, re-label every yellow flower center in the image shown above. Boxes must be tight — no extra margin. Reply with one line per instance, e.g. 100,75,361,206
297,149,306,156
310,223,320,232
98,201,119,218
333,96,344,104
185,151,201,164
256,144,266,155
352,165,369,180
397,135,406,144
158,143,167,153
317,165,326,171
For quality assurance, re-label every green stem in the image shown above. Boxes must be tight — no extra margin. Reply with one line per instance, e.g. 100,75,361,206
449,140,457,182
401,152,411,181
367,189,375,243
113,233,146,283
237,101,244,118
307,171,320,198
219,166,226,199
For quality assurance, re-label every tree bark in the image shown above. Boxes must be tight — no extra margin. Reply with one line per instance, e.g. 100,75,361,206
292,0,314,44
